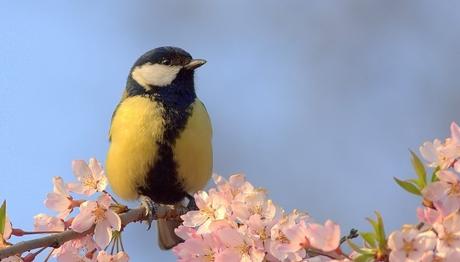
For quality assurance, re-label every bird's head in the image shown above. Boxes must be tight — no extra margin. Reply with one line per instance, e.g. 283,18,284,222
129,46,206,91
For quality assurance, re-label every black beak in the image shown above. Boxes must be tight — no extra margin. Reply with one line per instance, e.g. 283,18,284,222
184,59,207,70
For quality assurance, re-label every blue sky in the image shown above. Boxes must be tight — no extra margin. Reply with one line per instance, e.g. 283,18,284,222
1,1,460,260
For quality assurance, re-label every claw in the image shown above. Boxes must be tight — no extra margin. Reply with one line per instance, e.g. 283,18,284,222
139,195,159,230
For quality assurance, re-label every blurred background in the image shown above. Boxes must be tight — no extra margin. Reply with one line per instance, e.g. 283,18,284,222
1,0,460,260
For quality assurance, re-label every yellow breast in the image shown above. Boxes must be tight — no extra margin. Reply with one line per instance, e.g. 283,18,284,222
173,100,213,193
106,96,165,200
106,96,213,201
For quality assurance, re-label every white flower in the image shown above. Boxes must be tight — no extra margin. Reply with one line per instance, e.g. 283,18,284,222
44,176,73,219
34,213,65,231
433,212,460,253
68,158,107,196
181,190,228,234
388,227,436,262
71,194,121,249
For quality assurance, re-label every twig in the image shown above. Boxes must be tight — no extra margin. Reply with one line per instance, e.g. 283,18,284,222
0,205,190,259
306,247,347,260
340,228,359,245
43,248,54,262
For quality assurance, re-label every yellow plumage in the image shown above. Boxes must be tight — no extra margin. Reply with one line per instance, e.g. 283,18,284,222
106,96,165,200
106,97,212,201
174,100,213,193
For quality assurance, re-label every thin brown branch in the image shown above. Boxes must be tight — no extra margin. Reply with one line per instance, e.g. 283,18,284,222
0,205,190,259
306,247,347,260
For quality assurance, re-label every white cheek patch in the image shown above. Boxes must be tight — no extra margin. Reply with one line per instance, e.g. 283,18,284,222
131,63,182,88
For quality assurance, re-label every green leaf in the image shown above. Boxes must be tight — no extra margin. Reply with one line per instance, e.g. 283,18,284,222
360,231,377,248
394,177,421,196
354,254,375,262
366,212,387,252
410,150,427,188
409,178,423,189
375,211,386,249
0,200,6,235
347,239,374,255
366,217,378,237
431,166,440,182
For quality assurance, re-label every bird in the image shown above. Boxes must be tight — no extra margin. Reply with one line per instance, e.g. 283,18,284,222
105,46,213,249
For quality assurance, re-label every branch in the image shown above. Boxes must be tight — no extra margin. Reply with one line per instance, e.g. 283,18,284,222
306,247,348,260
0,205,190,259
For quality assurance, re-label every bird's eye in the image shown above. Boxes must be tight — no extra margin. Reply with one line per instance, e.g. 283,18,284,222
160,59,170,65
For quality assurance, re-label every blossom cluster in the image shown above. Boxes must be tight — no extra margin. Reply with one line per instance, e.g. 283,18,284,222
1,159,128,262
385,122,460,261
173,174,347,261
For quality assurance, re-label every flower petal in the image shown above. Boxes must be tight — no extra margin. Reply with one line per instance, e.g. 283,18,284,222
215,228,244,247
182,211,208,227
439,171,460,184
71,203,96,232
94,220,112,249
67,182,84,194
44,192,71,217
88,158,103,178
105,209,121,231
422,182,448,202
52,177,68,195
98,194,113,209
215,248,241,262
72,160,91,180
451,122,460,142
97,176,108,192
34,213,65,231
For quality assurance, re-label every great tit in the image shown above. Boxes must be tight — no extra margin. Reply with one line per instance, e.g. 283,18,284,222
106,46,212,249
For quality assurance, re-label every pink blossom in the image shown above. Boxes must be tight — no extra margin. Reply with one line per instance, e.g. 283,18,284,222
423,170,460,216
431,249,460,262
419,136,460,170
44,176,73,219
71,194,121,249
231,190,278,223
175,174,346,261
33,213,65,231
245,214,278,251
387,227,436,262
56,250,92,262
433,212,460,254
269,210,310,261
416,207,442,225
451,122,460,143
68,158,107,196
175,225,199,241
420,139,444,167
215,227,265,262
53,235,97,260
173,233,222,262
213,174,255,201
56,249,94,262
181,190,227,234
305,220,341,252
96,251,129,262
278,221,309,260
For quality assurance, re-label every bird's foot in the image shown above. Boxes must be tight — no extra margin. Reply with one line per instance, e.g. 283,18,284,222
185,193,198,211
139,195,159,230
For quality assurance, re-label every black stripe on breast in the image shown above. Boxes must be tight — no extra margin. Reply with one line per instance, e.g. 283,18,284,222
135,69,197,204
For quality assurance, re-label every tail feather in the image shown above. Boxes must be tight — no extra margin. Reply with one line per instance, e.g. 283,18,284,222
157,219,183,250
